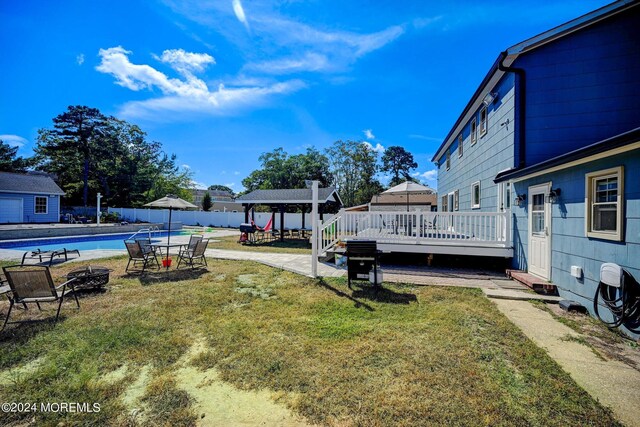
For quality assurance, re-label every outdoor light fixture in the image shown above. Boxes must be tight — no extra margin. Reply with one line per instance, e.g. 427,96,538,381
482,92,498,106
547,188,561,203
514,194,526,206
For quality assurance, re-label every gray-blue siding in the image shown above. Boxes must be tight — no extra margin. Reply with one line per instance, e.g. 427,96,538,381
436,74,515,212
514,7,640,166
0,192,60,223
512,150,640,338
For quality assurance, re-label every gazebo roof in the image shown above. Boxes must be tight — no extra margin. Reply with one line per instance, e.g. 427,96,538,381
236,187,342,206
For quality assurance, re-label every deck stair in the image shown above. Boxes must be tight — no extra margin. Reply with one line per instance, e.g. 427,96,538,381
506,270,558,294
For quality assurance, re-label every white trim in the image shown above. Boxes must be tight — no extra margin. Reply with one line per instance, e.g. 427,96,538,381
470,118,477,145
528,182,552,280
509,141,640,183
471,181,481,209
585,166,624,241
479,106,487,137
34,195,48,215
0,190,64,195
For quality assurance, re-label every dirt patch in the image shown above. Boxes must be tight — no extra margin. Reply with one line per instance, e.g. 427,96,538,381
545,303,640,371
175,338,310,426
0,357,45,386
99,363,129,385
122,364,151,409
235,274,276,299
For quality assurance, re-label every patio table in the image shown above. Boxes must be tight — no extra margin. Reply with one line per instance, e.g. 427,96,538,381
150,243,186,269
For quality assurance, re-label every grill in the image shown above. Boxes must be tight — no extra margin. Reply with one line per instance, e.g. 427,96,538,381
239,223,256,234
345,240,381,288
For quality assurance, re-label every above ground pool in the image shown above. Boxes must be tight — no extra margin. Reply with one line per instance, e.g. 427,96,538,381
0,231,187,252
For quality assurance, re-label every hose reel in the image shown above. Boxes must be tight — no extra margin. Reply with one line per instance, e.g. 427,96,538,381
594,263,640,332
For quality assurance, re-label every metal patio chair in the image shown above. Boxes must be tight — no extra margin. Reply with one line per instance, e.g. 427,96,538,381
177,239,209,269
124,240,160,273
2,265,80,330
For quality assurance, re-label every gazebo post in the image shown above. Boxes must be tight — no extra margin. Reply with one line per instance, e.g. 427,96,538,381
279,204,285,242
319,204,324,221
244,204,249,223
301,205,306,230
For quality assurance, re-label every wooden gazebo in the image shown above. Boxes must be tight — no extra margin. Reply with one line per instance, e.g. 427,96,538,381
236,188,343,241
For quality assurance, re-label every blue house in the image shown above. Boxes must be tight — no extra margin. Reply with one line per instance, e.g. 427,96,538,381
0,172,65,223
432,1,640,335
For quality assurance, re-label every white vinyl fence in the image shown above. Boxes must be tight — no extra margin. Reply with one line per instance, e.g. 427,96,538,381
108,207,312,229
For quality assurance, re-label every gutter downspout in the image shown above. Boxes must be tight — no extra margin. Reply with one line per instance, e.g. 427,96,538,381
498,51,526,168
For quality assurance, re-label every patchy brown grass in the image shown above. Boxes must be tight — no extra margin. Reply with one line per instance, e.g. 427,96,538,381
0,256,621,426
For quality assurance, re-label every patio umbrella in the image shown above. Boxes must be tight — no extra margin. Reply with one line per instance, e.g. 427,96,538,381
143,195,197,262
382,181,435,211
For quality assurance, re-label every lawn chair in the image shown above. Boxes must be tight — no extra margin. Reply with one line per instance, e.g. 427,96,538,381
178,234,203,256
124,240,160,273
177,239,209,269
2,265,80,330
21,248,81,266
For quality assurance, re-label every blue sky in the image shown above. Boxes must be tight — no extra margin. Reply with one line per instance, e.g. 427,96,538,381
0,0,611,191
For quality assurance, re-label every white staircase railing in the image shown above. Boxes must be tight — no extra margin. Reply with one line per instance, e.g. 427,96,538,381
318,210,511,254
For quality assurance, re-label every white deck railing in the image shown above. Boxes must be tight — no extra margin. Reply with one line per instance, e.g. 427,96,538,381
319,209,511,254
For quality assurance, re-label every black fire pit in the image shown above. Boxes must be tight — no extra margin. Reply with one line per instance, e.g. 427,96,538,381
67,265,112,290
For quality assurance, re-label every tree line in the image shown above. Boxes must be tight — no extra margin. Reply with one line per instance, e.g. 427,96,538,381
1,105,193,207
242,141,420,207
2,105,422,210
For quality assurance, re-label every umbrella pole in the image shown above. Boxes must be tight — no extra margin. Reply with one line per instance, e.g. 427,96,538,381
167,208,172,266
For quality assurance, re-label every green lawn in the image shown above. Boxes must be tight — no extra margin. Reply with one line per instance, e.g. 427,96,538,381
0,257,620,426
208,233,312,254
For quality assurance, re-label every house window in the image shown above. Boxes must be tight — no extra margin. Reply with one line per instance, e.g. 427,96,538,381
470,118,477,145
505,182,511,209
35,196,48,214
479,107,487,137
586,166,623,241
446,150,451,170
457,134,463,157
441,195,448,212
454,190,459,211
471,181,481,209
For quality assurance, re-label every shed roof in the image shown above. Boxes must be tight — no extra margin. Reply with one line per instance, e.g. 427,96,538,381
0,172,65,195
236,187,342,205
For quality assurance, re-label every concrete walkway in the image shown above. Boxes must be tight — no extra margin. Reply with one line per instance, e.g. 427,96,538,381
492,299,640,427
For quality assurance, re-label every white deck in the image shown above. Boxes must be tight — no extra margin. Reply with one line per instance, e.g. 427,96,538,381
319,210,513,258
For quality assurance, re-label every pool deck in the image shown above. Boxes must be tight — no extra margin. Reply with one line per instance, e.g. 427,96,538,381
0,222,165,240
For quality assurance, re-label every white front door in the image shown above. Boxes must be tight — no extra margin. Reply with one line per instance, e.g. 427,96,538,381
528,183,551,280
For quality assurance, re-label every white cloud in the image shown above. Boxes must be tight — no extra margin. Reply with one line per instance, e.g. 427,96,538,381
244,52,329,75
408,134,442,142
232,0,250,31
413,170,437,181
191,180,208,189
363,141,385,153
157,49,215,75
363,129,375,140
164,1,408,75
96,46,305,119
76,54,85,65
233,171,240,175
0,134,28,147
181,164,191,169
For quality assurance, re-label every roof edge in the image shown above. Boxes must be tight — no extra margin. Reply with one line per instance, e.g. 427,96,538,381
494,127,640,183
